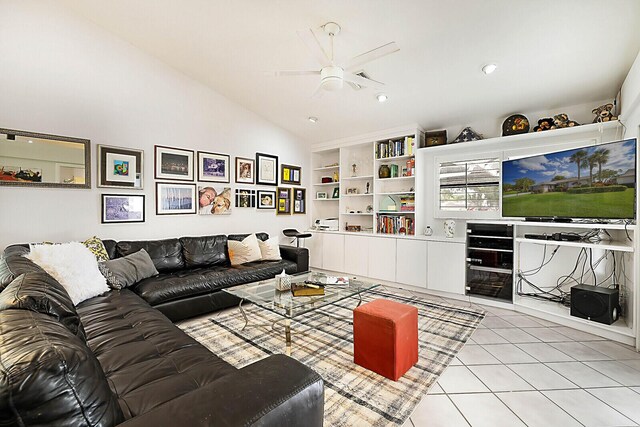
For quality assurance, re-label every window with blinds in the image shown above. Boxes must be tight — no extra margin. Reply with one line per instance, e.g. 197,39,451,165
439,158,500,211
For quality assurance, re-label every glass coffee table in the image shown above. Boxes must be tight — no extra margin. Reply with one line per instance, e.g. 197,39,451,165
223,270,379,355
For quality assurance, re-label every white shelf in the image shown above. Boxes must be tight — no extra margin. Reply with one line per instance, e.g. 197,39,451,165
375,176,415,181
341,175,374,181
515,237,634,252
377,211,415,215
313,182,340,186
342,193,373,197
313,198,339,201
377,191,415,195
342,213,374,216
375,154,415,162
313,165,339,171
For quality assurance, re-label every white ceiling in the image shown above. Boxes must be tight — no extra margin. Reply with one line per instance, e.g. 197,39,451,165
62,0,640,144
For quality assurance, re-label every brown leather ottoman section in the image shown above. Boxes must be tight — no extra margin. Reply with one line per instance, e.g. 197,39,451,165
76,290,237,419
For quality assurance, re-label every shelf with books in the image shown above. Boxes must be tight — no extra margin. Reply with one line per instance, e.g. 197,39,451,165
375,135,417,159
375,176,415,181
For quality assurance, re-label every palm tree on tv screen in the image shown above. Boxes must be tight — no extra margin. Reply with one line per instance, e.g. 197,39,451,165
592,148,610,182
569,150,588,181
587,154,598,186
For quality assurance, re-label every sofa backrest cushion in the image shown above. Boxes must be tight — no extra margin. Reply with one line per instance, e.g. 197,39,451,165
0,310,124,426
179,235,229,268
102,239,118,260
228,232,269,242
0,272,86,341
0,246,46,291
116,238,184,272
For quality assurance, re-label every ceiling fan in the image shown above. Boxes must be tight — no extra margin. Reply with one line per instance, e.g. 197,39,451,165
274,22,399,97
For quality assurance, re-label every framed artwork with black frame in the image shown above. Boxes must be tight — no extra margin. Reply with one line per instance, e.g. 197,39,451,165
276,187,291,215
101,194,145,223
257,190,276,209
292,188,306,214
235,188,256,208
280,164,301,185
256,152,278,186
98,145,143,189
154,145,194,181
235,157,255,184
332,187,340,199
155,182,197,215
197,151,230,183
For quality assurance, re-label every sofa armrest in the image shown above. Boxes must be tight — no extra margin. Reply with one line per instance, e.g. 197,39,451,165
118,354,324,427
280,245,309,273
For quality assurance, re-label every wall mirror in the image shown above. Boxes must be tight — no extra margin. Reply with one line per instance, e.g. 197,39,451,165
0,128,91,189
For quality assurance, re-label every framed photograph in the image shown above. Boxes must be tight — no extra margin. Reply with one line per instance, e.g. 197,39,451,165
235,157,255,184
98,145,143,189
235,188,256,208
277,187,291,215
198,151,230,183
198,186,232,215
332,187,340,199
256,152,278,186
101,194,145,223
293,188,306,214
155,145,194,181
257,190,276,209
156,182,196,215
280,164,301,185
316,191,328,199
346,187,359,195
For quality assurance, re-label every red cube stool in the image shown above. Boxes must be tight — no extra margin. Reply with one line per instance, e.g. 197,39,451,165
353,299,418,381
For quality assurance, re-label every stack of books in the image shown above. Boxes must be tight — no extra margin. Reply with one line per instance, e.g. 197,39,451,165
375,136,415,159
400,195,415,211
291,283,325,297
377,214,415,235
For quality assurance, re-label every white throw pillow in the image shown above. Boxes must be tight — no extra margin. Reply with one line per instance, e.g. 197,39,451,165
258,238,282,261
228,234,262,266
26,241,110,305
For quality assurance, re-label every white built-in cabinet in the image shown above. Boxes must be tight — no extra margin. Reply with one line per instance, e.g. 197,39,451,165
344,234,369,277
368,237,397,282
306,232,324,269
396,239,427,288
427,241,466,295
321,233,345,272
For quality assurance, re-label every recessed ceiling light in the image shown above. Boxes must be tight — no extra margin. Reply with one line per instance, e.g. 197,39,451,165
482,63,497,75
308,116,318,123
376,93,388,103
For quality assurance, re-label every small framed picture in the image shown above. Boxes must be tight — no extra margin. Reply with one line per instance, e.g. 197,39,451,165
155,145,194,181
293,188,306,214
346,187,359,195
98,145,143,189
235,188,256,208
197,151,230,183
101,194,145,223
235,157,255,184
257,190,276,209
280,164,301,185
316,191,328,199
156,182,197,215
198,186,232,215
277,187,291,215
332,187,340,199
256,152,278,186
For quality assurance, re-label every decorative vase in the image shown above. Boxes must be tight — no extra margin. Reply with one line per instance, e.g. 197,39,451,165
424,226,433,236
444,220,456,238
378,164,391,179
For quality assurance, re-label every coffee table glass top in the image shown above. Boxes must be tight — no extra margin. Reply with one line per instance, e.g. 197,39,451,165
223,270,379,319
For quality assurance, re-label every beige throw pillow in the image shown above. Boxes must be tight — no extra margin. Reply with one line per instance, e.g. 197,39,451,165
258,238,281,261
228,234,262,266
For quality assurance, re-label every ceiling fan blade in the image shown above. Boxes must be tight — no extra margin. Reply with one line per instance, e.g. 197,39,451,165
345,41,399,71
297,29,332,67
344,72,384,89
270,70,320,77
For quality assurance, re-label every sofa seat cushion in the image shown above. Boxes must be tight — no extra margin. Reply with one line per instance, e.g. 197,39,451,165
76,290,237,419
132,259,297,306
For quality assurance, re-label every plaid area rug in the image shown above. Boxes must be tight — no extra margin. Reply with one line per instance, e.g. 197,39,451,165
179,288,484,426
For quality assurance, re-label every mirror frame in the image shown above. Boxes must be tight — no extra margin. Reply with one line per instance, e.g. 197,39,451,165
0,128,91,189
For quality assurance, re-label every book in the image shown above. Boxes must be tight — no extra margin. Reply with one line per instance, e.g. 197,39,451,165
291,283,325,297
305,276,349,286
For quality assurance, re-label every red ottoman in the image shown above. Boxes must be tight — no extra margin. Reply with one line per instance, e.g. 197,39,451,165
353,299,418,381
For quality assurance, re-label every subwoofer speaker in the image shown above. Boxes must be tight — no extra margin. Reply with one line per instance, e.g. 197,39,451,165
570,284,620,325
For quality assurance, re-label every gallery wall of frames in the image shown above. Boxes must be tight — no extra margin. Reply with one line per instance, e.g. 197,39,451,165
99,144,307,224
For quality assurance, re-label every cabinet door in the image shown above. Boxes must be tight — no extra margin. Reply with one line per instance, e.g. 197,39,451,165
427,241,465,295
306,233,323,269
344,235,369,277
322,233,345,272
367,237,396,282
396,239,427,288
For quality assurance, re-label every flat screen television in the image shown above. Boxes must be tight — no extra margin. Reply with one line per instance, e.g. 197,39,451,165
502,139,637,220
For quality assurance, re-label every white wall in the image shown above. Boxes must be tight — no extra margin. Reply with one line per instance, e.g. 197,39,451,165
0,1,311,249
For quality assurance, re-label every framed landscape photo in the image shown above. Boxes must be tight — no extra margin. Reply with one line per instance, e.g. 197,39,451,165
156,182,197,215
235,188,256,208
281,164,301,185
198,151,230,183
101,194,145,223
257,190,276,209
98,145,143,189
293,188,306,214
316,191,328,199
155,145,194,181
235,157,255,184
256,152,278,186
276,187,291,215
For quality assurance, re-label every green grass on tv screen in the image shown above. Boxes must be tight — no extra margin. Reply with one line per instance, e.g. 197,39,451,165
502,188,635,219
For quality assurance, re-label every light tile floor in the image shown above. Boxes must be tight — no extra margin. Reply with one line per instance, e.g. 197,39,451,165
404,296,640,427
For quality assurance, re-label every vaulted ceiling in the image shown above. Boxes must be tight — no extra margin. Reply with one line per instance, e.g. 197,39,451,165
62,0,640,143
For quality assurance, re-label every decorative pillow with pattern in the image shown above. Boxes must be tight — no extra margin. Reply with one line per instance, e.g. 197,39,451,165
82,236,110,262
98,249,158,290
228,234,262,266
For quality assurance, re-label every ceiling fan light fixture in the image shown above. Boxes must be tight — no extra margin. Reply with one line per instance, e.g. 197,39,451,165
320,66,344,91
376,93,388,103
482,63,497,75
308,116,318,123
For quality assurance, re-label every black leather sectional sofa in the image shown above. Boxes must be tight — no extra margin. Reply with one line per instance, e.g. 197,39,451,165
0,233,323,426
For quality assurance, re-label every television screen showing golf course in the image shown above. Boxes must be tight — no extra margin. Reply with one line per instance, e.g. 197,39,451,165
502,139,636,219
